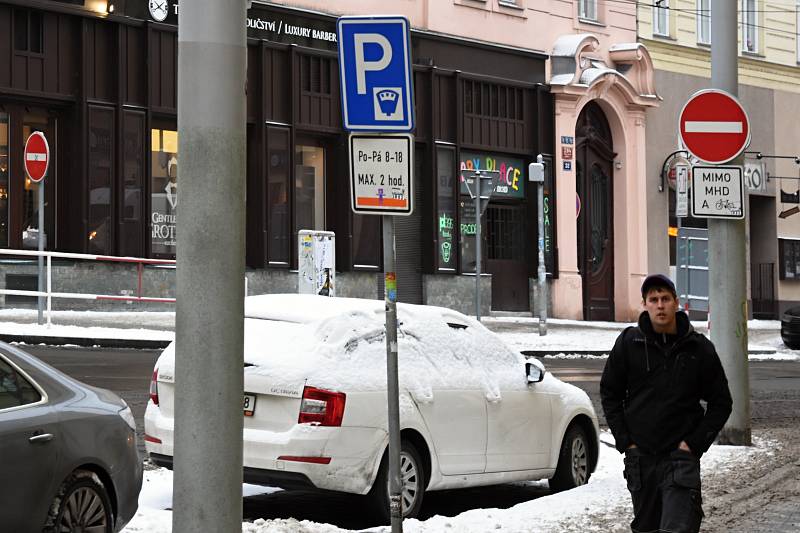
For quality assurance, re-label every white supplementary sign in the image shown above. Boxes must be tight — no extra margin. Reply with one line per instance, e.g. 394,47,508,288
675,164,689,218
691,166,745,219
349,134,413,215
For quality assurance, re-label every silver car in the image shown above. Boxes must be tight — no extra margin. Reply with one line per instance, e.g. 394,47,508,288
0,342,142,533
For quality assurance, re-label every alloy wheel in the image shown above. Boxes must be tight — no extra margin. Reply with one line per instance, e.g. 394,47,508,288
570,435,589,486
58,486,108,533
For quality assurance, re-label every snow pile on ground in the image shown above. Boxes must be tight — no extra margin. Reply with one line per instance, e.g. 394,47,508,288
122,431,767,533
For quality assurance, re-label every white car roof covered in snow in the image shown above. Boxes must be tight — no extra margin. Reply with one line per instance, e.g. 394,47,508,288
243,293,470,326
161,294,557,397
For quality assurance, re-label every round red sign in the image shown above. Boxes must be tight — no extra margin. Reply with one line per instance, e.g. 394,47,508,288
24,131,50,183
679,89,750,165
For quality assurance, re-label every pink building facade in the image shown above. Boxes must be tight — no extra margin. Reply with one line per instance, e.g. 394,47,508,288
271,1,662,320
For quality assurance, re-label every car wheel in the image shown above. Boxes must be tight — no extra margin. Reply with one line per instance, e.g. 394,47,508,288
44,469,114,533
549,424,590,492
370,440,426,522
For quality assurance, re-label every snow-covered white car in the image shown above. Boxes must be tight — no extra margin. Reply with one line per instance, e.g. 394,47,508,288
144,294,599,519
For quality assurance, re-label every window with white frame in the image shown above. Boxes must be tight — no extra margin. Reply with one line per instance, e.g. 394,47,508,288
697,0,711,44
742,0,758,53
796,1,800,61
653,0,669,36
579,0,597,21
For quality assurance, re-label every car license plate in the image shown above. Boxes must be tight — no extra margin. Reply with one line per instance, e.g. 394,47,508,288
243,394,256,416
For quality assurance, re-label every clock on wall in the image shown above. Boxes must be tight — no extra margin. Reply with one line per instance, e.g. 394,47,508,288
149,0,169,22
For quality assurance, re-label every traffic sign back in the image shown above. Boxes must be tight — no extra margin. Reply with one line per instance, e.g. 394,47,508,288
337,16,415,132
24,132,50,183
679,89,750,165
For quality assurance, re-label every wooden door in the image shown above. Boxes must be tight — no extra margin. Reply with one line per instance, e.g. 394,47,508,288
576,102,615,321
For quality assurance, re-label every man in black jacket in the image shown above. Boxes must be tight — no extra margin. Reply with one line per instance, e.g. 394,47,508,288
600,274,732,533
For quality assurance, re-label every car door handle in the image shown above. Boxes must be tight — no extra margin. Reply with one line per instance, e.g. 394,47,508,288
29,433,54,444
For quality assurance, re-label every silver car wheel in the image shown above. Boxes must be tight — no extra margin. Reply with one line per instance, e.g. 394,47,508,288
400,450,420,513
570,434,589,486
58,486,109,532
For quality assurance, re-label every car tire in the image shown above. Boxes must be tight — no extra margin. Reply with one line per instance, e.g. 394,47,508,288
549,424,590,492
370,440,426,522
44,469,114,533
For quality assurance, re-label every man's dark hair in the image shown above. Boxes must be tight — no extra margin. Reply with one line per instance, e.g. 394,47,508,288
641,274,677,300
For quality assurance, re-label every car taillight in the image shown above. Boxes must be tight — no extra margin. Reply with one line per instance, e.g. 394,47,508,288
298,386,346,427
149,368,159,406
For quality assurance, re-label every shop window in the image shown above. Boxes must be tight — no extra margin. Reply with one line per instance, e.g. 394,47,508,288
294,145,325,234
87,107,115,255
779,239,800,280
21,116,51,250
697,0,711,44
151,123,178,257
267,127,291,265
352,214,380,269
0,113,8,247
742,0,758,53
14,9,43,54
436,145,457,271
120,111,145,257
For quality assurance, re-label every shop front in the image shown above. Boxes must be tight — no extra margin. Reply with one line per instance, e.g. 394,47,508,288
0,0,554,315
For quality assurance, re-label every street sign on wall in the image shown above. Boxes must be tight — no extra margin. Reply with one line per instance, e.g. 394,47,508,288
24,132,50,183
349,134,413,215
679,89,750,165
691,165,745,219
337,16,415,132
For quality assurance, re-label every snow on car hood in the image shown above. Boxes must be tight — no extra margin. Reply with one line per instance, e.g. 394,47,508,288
159,295,529,400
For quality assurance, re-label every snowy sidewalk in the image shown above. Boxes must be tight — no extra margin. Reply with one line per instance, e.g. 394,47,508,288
1,308,797,361
121,431,769,533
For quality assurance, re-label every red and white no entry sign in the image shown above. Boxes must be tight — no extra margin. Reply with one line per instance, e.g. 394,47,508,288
24,131,50,183
678,89,750,165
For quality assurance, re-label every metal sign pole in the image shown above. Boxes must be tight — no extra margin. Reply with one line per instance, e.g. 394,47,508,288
535,158,547,336
37,180,44,325
474,172,482,321
710,0,751,446
382,215,402,533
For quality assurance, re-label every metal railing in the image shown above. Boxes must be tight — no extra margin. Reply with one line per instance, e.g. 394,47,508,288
0,249,177,326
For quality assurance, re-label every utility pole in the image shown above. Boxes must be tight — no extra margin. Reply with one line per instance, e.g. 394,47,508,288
173,0,248,531
710,0,751,445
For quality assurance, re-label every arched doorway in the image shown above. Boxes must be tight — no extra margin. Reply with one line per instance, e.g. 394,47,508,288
576,102,615,321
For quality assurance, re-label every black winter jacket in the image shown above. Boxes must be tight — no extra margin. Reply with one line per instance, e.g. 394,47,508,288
600,311,732,457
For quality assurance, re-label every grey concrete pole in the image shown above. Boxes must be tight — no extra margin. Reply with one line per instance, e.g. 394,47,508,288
536,155,547,336
382,216,403,533
709,0,751,446
173,0,248,530
475,172,482,321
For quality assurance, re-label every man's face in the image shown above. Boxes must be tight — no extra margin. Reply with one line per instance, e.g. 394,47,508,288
643,288,679,333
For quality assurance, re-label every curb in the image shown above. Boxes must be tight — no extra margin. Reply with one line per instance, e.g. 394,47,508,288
521,349,778,357
0,334,171,350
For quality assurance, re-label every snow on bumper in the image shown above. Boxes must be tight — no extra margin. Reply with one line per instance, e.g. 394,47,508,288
144,402,386,494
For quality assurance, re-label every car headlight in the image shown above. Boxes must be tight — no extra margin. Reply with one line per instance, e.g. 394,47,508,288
118,404,137,432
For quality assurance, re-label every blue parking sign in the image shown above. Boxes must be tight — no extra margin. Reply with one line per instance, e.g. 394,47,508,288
337,16,415,132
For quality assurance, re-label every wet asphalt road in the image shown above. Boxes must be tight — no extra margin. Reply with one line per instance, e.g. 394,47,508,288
23,344,800,530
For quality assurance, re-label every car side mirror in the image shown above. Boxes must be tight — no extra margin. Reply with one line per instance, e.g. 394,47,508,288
526,361,545,384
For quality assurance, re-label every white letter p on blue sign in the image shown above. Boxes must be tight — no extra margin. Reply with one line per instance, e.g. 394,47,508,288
337,16,415,132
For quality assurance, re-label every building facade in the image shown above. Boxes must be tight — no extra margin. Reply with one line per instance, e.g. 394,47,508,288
1,0,661,320
640,0,800,318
